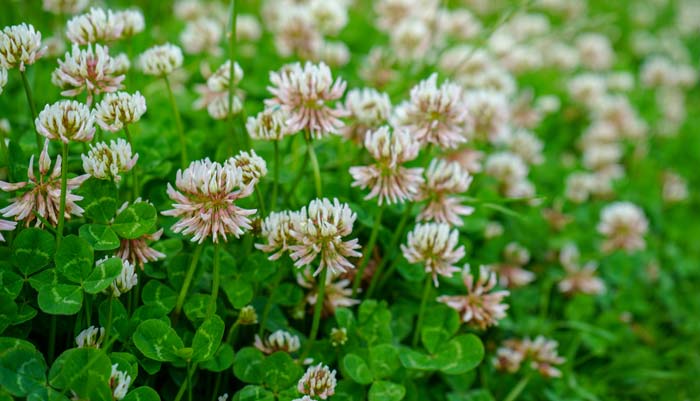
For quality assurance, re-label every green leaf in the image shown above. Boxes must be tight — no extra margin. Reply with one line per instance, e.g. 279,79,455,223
421,305,460,354
271,283,303,306
398,348,439,371
357,301,392,345
200,343,234,372
79,224,120,251
122,387,161,401
263,352,302,391
78,179,118,224
48,348,112,401
99,298,129,340
0,338,47,397
369,381,406,401
112,202,157,239
184,294,211,323
0,270,23,300
435,334,484,375
233,347,265,384
11,228,55,275
141,281,177,314
192,315,225,363
0,295,17,334
54,235,94,284
28,268,60,291
132,319,185,362
83,257,122,294
233,385,275,401
369,344,400,379
223,280,253,309
342,353,373,384
38,284,83,315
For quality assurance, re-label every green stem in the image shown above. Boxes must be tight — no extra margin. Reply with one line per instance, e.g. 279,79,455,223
352,206,384,297
284,143,309,207
124,125,139,199
503,374,532,401
412,276,432,347
48,316,57,364
104,297,113,351
207,243,221,318
225,321,240,346
84,294,91,327
255,185,267,216
227,0,242,151
272,141,279,210
308,267,328,346
163,75,187,168
258,270,283,336
19,70,41,151
305,134,322,198
187,361,193,401
56,142,69,246
174,243,205,320
174,363,198,401
367,204,413,297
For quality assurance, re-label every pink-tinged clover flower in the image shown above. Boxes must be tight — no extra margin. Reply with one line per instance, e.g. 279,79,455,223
297,363,337,400
52,44,126,105
416,159,474,226
401,222,465,286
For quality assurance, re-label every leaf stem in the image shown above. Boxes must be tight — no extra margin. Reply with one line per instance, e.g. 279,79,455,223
272,140,280,210
305,134,322,198
412,275,432,347
19,69,41,151
503,374,532,401
255,185,267,217
174,243,205,321
48,315,57,364
207,242,221,318
367,204,413,297
163,75,187,168
307,267,328,348
56,142,69,246
352,205,384,297
124,125,139,199
104,296,114,351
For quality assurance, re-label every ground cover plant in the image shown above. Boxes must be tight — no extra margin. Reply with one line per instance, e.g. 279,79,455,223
1,0,700,400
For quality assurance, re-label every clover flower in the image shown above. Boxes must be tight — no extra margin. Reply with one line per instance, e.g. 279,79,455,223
138,43,183,76
662,171,688,203
116,225,165,269
75,325,105,348
464,90,510,143
416,159,474,226
438,265,510,329
194,60,244,120
494,336,565,378
491,242,535,288
246,107,292,141
341,87,392,142
395,73,468,149
105,257,137,298
272,7,322,59
43,0,89,15
237,15,262,42
162,158,256,243
238,305,258,325
557,243,605,296
254,330,301,354
401,223,465,286
93,91,147,132
330,327,348,346
597,202,648,253
504,129,544,165
0,218,16,242
266,62,347,138
297,269,360,316
82,139,138,183
230,150,267,187
115,9,145,38
0,23,46,71
180,18,222,55
256,210,301,261
297,364,337,400
66,7,123,44
36,100,95,143
0,141,89,227
109,364,131,400
288,198,361,277
349,126,424,205
52,44,125,104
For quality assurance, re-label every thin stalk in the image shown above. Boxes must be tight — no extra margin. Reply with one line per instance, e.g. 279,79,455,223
283,145,309,207
272,141,280,210
174,362,198,401
366,204,413,297
503,374,532,401
19,70,41,150
307,267,328,347
104,297,114,351
174,243,205,320
84,294,91,327
163,75,187,168
255,185,267,216
48,316,57,364
207,243,221,318
187,361,193,401
305,134,322,198
258,270,283,336
412,276,432,347
227,0,242,150
56,142,69,246
352,206,384,297
124,125,138,199
225,321,240,346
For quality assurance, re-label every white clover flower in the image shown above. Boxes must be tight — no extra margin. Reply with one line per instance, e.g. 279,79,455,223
401,223,465,286
139,43,184,76
390,18,431,61
416,159,474,226
82,139,138,183
272,6,323,59
256,210,301,260
75,326,105,348
66,7,123,44
109,364,131,400
297,364,337,400
43,35,67,58
576,33,614,71
237,14,262,41
254,330,301,354
229,150,268,187
345,88,392,128
36,100,95,143
0,23,46,71
180,18,222,55
246,107,292,141
207,60,243,92
43,0,89,15
484,152,529,186
309,0,348,35
94,91,147,132
314,40,351,68
114,9,145,38
597,202,648,253
464,90,510,143
52,44,125,104
106,258,138,297
504,129,544,165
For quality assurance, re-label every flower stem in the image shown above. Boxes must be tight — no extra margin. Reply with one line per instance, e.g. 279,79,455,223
272,141,280,210
366,204,413,297
207,242,221,318
56,142,69,247
104,296,113,351
503,374,532,401
124,125,139,199
255,184,267,216
258,269,283,336
19,70,41,151
48,316,57,364
352,205,384,297
187,361,193,401
412,275,432,347
163,75,187,169
174,243,205,321
305,134,322,198
308,267,328,346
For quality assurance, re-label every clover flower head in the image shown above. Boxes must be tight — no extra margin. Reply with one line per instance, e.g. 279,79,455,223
207,60,244,92
36,100,95,143
93,91,147,132
82,138,138,183
116,218,165,269
109,364,131,400
494,336,565,378
138,43,183,76
66,7,123,44
52,44,126,104
75,325,105,348
114,9,145,38
229,150,267,187
104,257,138,297
557,243,605,296
464,89,510,143
238,305,259,325
247,107,292,141
43,0,89,15
416,158,474,226
0,23,46,71
597,201,648,253
162,158,256,243
401,223,465,286
0,218,17,242
254,330,301,354
330,327,348,346
297,363,337,400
